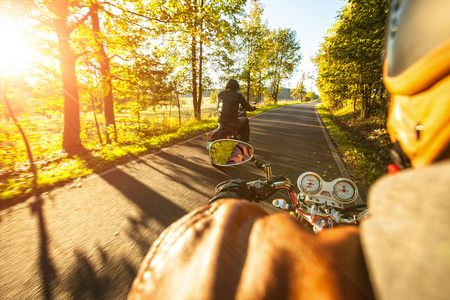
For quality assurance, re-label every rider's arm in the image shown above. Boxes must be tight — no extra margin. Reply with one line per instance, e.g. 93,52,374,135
217,91,224,111
238,93,256,111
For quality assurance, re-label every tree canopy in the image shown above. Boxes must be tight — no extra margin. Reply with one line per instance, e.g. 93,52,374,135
313,0,388,118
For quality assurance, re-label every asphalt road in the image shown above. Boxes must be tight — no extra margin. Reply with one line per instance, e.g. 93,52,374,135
0,101,361,299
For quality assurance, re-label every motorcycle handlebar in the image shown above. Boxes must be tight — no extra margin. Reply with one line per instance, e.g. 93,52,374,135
247,177,292,202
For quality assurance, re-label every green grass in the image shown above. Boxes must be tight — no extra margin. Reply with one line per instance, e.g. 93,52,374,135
0,101,300,204
316,103,391,190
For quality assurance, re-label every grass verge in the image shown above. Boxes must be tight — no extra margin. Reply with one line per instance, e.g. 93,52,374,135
316,103,392,193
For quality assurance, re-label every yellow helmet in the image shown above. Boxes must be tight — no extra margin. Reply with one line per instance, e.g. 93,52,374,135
384,0,450,168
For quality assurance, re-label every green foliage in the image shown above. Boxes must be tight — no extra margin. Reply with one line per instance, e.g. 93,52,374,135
267,28,302,103
291,73,307,101
236,0,271,103
136,0,248,120
306,91,318,100
209,90,219,105
210,0,302,104
313,0,388,117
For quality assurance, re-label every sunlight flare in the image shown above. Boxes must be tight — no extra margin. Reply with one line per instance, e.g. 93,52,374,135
0,16,36,76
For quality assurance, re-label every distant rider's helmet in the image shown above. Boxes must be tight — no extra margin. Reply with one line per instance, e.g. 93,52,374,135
225,79,240,91
384,0,450,168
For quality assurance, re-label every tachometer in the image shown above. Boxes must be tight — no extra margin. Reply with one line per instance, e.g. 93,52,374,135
298,172,322,194
332,179,358,202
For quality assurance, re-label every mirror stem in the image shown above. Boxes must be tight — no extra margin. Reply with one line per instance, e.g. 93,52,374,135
264,163,272,182
251,158,272,182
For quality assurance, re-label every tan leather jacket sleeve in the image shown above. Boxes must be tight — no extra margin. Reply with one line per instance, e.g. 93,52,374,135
129,199,374,300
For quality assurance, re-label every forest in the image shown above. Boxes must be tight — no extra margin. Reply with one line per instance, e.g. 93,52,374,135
314,0,389,118
1,0,390,201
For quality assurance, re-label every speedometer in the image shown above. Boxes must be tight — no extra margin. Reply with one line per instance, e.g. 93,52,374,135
298,172,322,194
332,179,358,202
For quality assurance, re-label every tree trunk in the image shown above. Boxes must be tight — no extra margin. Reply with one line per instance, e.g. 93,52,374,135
246,49,251,101
136,92,141,132
169,94,172,131
359,84,368,119
257,72,263,103
198,38,203,120
51,0,84,155
90,93,103,146
274,79,280,103
1,78,36,185
177,93,182,126
246,71,251,102
196,0,204,121
191,35,199,120
91,5,116,143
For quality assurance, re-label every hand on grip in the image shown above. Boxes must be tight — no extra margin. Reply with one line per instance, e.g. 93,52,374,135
209,179,254,204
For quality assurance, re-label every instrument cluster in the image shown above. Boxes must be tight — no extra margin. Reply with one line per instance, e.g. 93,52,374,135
297,172,358,208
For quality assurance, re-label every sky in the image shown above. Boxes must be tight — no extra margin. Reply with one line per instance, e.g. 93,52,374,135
258,0,344,91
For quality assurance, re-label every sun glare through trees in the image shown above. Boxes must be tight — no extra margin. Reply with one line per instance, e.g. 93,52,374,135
0,17,36,77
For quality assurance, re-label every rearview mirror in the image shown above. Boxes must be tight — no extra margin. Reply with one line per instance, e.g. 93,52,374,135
209,139,254,167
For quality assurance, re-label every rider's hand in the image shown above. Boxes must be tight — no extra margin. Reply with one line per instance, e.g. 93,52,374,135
209,179,253,204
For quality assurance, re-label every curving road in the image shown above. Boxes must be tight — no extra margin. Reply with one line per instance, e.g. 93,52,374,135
0,101,361,299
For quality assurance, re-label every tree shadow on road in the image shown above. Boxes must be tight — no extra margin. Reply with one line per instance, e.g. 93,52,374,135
63,247,136,300
135,154,213,200
29,194,57,300
99,167,187,227
141,152,227,198
58,167,190,300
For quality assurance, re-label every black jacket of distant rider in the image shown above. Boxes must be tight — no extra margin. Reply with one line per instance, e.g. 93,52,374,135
217,89,255,123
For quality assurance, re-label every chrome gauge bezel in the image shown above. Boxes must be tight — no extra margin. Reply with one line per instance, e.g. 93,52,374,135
331,178,358,203
297,172,323,195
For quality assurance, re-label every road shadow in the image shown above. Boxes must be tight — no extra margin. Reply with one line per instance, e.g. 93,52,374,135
99,167,187,227
56,168,191,299
135,152,214,199
29,194,57,300
63,247,136,299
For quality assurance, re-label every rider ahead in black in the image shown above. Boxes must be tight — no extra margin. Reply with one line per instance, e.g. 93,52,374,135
218,79,255,123
217,79,256,142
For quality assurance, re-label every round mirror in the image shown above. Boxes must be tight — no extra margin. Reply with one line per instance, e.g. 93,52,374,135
209,139,254,166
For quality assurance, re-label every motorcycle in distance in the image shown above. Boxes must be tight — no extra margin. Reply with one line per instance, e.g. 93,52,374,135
206,107,248,150
208,139,370,233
